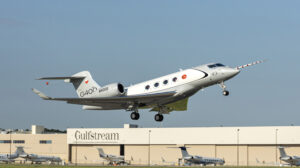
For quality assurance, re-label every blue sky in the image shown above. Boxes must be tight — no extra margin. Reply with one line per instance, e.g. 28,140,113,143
1,0,300,129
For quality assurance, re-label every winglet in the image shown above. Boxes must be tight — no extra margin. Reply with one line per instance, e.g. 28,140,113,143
32,88,52,100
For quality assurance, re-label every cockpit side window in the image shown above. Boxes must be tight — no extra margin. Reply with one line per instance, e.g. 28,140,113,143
208,63,225,68
215,63,225,67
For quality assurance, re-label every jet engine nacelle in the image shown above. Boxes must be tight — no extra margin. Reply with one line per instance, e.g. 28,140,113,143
98,83,125,97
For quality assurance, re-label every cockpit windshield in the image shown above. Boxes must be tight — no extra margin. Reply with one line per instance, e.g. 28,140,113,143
208,63,225,68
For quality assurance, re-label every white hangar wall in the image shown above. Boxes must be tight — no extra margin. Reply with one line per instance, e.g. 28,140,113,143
67,126,300,145
67,126,300,166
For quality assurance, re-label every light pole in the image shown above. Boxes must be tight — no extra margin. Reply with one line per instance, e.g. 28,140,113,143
275,129,278,164
237,129,240,166
9,130,12,163
148,130,151,166
75,138,77,166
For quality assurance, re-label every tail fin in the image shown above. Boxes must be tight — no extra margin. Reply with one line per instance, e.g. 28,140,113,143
179,147,190,158
15,146,26,156
97,148,106,158
279,147,287,157
69,71,100,97
38,71,100,98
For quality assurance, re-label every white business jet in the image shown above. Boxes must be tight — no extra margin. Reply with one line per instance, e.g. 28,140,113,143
176,146,225,166
97,148,128,165
279,146,300,166
17,146,62,164
32,61,264,122
0,147,24,163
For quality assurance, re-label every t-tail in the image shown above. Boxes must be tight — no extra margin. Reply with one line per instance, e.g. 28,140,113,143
97,148,106,158
15,146,26,156
179,147,190,158
38,71,101,98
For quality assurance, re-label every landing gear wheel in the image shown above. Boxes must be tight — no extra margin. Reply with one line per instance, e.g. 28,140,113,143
154,114,164,122
223,90,229,96
130,112,140,120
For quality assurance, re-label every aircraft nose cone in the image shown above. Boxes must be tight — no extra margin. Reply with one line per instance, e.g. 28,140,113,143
226,68,240,77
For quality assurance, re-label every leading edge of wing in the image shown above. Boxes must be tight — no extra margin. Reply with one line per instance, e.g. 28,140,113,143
37,76,85,80
32,88,176,103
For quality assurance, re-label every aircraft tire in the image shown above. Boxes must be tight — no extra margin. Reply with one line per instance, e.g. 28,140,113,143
223,90,229,96
130,112,140,120
154,114,163,122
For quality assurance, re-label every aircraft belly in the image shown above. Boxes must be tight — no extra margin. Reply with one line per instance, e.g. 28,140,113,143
82,104,125,110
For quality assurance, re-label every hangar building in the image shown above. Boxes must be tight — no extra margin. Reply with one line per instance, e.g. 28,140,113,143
1,124,300,166
67,125,300,166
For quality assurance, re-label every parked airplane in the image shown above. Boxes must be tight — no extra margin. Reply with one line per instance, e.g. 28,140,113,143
256,158,289,167
18,147,61,164
97,148,128,165
33,60,264,122
0,147,24,163
279,146,300,166
161,157,176,165
176,146,225,166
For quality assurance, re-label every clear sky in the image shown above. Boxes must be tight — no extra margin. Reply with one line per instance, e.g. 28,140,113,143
1,0,300,130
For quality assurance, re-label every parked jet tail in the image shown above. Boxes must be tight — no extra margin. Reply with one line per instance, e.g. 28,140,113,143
15,146,26,156
97,148,106,158
37,71,101,98
279,146,288,157
178,147,190,158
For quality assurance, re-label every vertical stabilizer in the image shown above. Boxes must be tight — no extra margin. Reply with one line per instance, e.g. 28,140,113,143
179,147,190,157
97,148,106,158
15,146,26,156
279,147,287,157
70,71,101,98
37,71,101,98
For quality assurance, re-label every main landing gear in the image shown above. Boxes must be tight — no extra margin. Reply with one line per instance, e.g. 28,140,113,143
128,106,165,122
154,114,164,122
130,111,164,122
130,110,140,120
219,81,230,96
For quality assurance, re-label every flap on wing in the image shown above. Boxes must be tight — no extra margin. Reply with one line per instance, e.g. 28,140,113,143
150,98,189,114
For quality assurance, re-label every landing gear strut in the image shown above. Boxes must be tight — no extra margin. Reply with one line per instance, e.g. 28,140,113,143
154,114,164,122
219,81,229,96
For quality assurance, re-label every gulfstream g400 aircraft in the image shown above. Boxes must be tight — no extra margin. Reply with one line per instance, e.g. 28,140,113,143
33,61,264,122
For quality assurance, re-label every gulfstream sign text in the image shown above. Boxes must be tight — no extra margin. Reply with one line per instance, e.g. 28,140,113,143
75,130,120,141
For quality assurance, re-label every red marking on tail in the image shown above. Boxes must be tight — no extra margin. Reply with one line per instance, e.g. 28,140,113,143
85,80,89,84
46,82,49,85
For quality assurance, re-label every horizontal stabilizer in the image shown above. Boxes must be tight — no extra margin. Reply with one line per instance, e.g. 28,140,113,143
32,88,52,100
37,76,85,80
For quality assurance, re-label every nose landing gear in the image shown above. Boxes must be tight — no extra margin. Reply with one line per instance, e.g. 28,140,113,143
219,81,230,96
223,90,229,96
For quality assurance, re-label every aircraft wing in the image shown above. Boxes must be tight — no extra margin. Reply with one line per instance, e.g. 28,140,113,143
150,98,189,114
32,88,176,108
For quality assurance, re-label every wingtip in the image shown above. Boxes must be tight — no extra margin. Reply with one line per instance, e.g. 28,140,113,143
32,88,51,100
